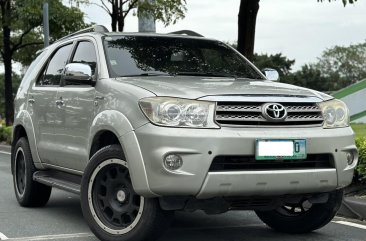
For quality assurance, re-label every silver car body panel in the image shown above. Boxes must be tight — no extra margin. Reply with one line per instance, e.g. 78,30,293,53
13,32,357,199
118,77,333,100
131,124,357,197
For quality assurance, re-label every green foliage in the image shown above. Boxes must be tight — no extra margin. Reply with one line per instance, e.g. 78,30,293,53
253,53,295,76
0,73,21,117
355,137,366,180
249,40,366,92
352,124,366,139
318,0,357,6
93,0,186,31
283,64,332,91
1,0,89,66
315,41,366,90
138,0,187,26
0,121,12,144
250,53,328,91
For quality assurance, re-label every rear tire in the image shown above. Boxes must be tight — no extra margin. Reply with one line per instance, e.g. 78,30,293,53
12,137,52,207
81,145,173,241
255,190,343,234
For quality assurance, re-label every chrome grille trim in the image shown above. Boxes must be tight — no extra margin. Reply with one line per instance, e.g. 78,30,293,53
214,99,324,127
216,105,261,112
200,95,324,103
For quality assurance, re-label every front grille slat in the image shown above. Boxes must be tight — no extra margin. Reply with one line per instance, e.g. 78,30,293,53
216,105,261,112
215,101,324,127
216,114,266,122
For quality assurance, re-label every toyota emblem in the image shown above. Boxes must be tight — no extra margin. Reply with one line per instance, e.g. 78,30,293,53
262,103,287,121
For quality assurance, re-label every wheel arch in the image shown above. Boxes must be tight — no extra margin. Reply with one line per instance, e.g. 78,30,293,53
12,110,43,172
88,110,156,197
89,130,121,159
11,124,28,175
88,110,135,159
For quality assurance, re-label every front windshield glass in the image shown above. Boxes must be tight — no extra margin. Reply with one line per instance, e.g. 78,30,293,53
103,35,264,79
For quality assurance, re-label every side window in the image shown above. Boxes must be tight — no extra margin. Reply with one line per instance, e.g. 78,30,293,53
37,44,73,86
71,41,97,75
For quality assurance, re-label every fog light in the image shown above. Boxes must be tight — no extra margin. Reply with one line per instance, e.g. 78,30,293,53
346,152,354,165
164,154,183,170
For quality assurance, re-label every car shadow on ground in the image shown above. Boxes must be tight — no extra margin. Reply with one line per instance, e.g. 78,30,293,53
14,192,331,241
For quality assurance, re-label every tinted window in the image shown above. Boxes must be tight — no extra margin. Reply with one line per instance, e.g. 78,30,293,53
72,41,97,75
37,44,73,86
103,36,263,79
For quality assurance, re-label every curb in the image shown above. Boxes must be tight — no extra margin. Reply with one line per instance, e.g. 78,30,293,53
339,196,366,221
0,144,11,153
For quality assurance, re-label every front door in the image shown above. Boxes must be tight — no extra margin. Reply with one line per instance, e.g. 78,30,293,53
53,40,98,171
28,43,73,165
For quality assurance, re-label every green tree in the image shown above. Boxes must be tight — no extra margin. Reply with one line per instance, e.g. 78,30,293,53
253,53,295,76
284,64,332,91
237,0,357,61
315,41,366,89
0,73,20,118
0,0,88,125
93,0,187,32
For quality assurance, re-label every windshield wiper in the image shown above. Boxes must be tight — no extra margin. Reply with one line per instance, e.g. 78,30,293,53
174,72,237,78
120,72,171,77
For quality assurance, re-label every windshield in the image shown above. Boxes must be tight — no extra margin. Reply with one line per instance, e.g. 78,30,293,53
103,35,264,79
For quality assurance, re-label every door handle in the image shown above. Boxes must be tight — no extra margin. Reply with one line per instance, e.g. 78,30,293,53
55,100,64,106
28,98,35,104
95,96,105,101
94,96,105,106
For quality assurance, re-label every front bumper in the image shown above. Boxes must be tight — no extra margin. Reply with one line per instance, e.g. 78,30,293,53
121,124,357,198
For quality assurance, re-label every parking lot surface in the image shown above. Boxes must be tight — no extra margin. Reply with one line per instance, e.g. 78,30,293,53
1,152,365,241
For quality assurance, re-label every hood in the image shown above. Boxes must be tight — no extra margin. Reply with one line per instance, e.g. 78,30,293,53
116,76,332,101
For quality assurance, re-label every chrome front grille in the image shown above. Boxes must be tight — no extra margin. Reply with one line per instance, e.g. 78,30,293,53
215,102,324,126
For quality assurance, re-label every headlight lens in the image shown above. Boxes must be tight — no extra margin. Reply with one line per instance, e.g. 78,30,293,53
318,99,349,128
139,97,219,128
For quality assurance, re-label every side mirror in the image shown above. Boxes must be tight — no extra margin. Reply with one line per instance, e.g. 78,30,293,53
262,68,280,82
64,63,93,85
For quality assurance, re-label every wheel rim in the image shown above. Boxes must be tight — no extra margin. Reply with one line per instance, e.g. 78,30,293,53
88,159,144,235
278,198,313,217
14,147,26,197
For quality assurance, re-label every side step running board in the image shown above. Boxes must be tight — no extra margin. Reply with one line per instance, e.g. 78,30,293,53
33,170,82,195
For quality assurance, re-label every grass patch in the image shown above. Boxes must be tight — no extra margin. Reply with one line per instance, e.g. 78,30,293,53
352,124,366,138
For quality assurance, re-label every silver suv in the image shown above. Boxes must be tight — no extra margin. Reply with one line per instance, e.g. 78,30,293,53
12,26,358,241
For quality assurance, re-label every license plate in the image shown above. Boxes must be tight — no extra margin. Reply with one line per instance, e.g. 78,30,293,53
255,139,306,160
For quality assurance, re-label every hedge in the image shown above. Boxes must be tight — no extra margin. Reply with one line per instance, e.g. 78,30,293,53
0,121,12,145
356,137,366,180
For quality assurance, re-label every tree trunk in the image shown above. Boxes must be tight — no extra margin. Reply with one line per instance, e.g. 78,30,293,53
237,0,260,61
117,0,125,31
111,0,118,31
1,0,14,126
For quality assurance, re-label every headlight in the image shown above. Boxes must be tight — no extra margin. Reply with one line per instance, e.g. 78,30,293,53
139,97,219,128
318,99,349,128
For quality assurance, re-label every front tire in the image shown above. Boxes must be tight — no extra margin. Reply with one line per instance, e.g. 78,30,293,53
255,190,343,234
81,145,173,241
12,137,52,207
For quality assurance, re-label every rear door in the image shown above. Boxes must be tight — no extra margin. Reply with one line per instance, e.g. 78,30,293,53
28,43,73,165
53,40,98,171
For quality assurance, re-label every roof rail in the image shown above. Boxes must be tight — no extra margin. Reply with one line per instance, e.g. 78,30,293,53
169,30,204,37
55,25,109,43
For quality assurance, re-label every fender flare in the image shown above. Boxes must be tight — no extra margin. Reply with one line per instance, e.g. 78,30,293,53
12,110,43,170
89,110,157,197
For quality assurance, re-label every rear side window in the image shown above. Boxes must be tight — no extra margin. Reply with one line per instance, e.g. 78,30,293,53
71,41,97,75
37,44,73,86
